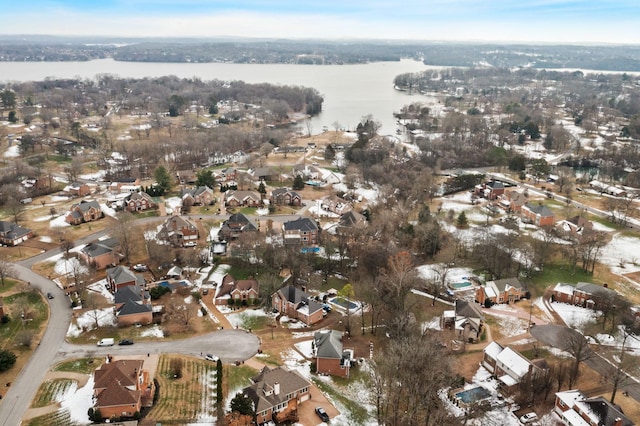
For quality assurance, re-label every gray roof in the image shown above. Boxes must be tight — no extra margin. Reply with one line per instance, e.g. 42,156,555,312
277,285,323,315
243,366,310,414
314,330,343,359
455,300,484,320
106,265,138,285
117,299,152,316
576,282,616,297
81,237,119,258
492,277,523,292
114,284,147,305
524,203,554,217
0,221,31,240
283,217,318,232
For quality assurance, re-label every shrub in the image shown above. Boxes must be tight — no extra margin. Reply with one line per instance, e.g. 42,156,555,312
0,349,17,372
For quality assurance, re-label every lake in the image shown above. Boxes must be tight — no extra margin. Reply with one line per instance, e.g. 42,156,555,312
0,58,434,135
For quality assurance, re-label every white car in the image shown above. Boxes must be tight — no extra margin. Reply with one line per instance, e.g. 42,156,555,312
205,354,219,362
519,412,538,424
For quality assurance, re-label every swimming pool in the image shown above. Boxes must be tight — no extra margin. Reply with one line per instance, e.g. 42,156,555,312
330,297,358,310
454,386,491,404
451,281,473,289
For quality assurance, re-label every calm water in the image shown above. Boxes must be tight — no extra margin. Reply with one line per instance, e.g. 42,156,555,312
0,58,432,134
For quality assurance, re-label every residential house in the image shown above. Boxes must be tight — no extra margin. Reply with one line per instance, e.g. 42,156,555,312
475,278,525,306
282,217,319,246
115,284,153,326
176,170,197,185
106,265,144,292
63,181,91,197
93,359,154,420
321,195,353,215
65,200,103,225
499,190,528,213
224,190,262,208
589,180,627,197
79,237,121,270
555,389,634,426
521,202,555,227
338,210,367,229
158,215,199,247
482,343,546,395
441,300,485,343
0,221,33,246
271,285,324,326
215,274,259,305
250,167,280,182
551,282,618,309
474,180,506,200
123,191,155,212
242,366,312,425
182,186,215,206
314,330,354,378
219,167,238,182
218,213,258,241
109,178,141,194
292,164,319,180
270,188,302,207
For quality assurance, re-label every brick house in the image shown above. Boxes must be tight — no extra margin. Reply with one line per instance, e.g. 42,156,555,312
215,274,259,305
224,190,262,207
552,282,618,309
441,300,485,343
158,215,199,247
242,366,312,425
475,180,505,200
176,170,197,184
93,359,154,420
521,202,555,227
106,265,144,292
123,191,155,212
115,284,153,326
475,277,525,306
182,186,215,206
556,215,593,237
282,217,319,246
314,330,354,378
65,200,103,225
218,213,258,241
555,389,634,426
79,237,121,270
109,178,141,194
64,181,91,197
0,221,33,246
270,188,302,206
499,190,527,213
271,285,324,326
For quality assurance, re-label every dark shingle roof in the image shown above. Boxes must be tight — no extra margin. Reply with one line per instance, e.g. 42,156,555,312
283,217,318,232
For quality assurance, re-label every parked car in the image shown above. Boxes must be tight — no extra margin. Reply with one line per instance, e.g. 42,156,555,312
315,406,330,422
184,242,197,248
46,292,54,299
118,339,134,345
202,288,209,295
519,412,538,424
133,264,148,272
205,354,219,362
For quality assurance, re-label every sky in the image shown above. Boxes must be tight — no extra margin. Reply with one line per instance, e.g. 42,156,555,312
1,0,639,44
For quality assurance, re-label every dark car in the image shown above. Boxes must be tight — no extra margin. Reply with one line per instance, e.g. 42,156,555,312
118,339,134,346
315,406,330,422
46,292,54,299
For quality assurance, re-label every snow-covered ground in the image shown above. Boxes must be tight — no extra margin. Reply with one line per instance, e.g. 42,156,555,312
551,302,598,329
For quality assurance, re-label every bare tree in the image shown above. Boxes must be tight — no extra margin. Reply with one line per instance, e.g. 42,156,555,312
609,328,640,404
114,211,136,264
563,328,594,388
379,251,422,336
0,254,16,286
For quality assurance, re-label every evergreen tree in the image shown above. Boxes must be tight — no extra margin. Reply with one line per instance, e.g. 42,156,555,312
292,175,305,190
324,144,336,161
230,392,255,417
154,165,172,194
457,211,468,227
0,349,17,371
196,169,216,188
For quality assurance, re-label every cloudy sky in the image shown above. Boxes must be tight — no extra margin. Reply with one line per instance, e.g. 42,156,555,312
3,0,639,44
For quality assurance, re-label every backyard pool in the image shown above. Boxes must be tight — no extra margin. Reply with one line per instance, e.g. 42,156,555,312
329,297,359,310
454,386,492,404
450,281,473,290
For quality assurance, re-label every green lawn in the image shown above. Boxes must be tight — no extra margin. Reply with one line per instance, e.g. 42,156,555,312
527,263,596,297
54,357,103,374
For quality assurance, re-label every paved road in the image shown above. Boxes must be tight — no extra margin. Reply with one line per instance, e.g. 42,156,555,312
531,324,640,402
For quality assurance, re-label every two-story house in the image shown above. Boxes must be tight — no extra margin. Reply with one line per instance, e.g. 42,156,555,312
182,186,216,206
482,342,547,395
123,191,156,212
115,284,153,326
93,359,154,420
242,366,312,425
79,237,121,270
65,200,103,225
271,285,324,326
282,217,319,246
158,215,199,247
555,389,634,426
215,274,259,305
224,190,262,208
270,188,302,207
106,265,145,292
552,282,618,309
521,202,555,227
0,221,33,246
218,213,259,241
475,277,525,306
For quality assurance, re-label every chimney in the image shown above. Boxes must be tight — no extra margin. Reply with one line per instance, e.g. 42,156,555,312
274,382,280,395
